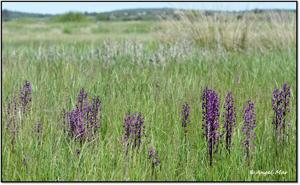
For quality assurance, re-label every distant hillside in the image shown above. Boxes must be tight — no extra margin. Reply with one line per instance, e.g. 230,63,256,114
92,8,180,21
2,8,296,22
2,9,53,21
2,8,180,21
94,8,295,21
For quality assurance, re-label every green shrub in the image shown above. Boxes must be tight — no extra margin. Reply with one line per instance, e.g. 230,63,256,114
63,27,72,34
52,12,91,22
96,14,109,21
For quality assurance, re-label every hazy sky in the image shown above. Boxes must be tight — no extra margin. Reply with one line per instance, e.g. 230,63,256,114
2,2,296,14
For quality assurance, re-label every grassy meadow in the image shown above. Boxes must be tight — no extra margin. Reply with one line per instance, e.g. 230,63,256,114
2,11,297,181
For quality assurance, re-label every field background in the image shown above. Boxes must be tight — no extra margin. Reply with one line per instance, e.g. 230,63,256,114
2,9,297,181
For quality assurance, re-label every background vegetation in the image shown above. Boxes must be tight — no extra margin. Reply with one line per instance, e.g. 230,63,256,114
2,8,296,181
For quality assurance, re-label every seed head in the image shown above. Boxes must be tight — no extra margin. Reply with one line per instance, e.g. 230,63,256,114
35,122,43,134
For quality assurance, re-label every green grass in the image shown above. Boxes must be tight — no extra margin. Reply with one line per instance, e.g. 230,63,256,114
2,18,296,181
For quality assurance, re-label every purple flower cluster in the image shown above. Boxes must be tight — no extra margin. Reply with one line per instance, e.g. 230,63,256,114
77,89,89,113
223,92,236,153
272,83,291,141
148,147,160,167
67,108,85,140
6,81,33,146
181,103,190,135
6,81,32,126
89,97,102,134
202,88,220,166
242,100,256,159
6,97,18,146
123,112,144,150
64,89,101,142
19,80,32,113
